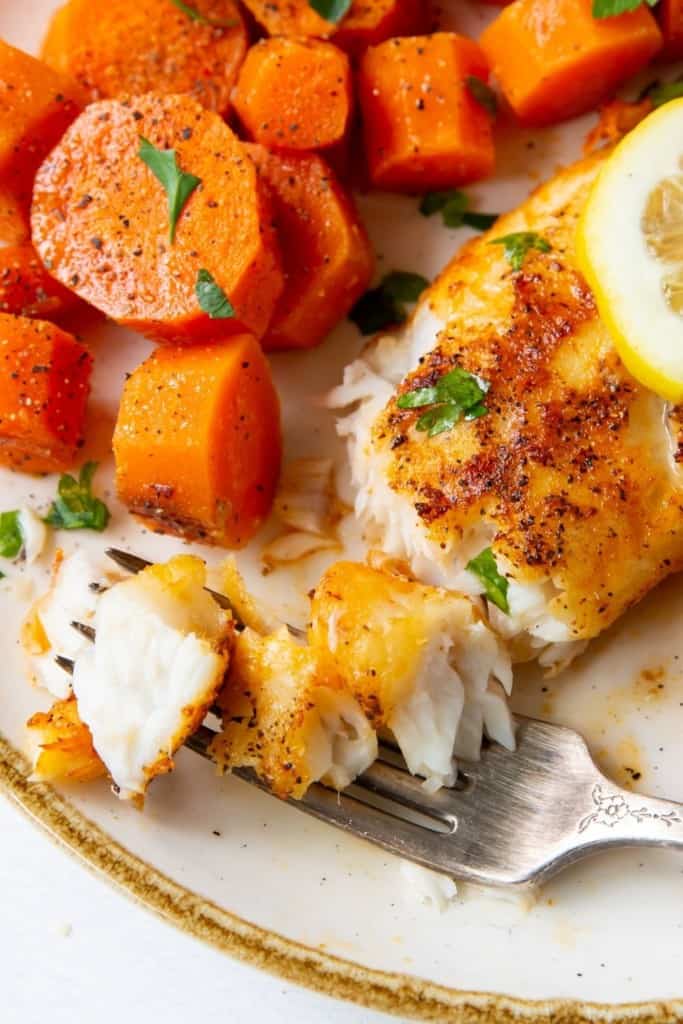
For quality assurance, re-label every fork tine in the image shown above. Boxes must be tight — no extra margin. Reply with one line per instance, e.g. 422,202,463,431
70,620,95,642
55,654,74,675
354,760,457,826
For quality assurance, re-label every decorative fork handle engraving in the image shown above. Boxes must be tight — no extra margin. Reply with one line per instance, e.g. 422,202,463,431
575,782,683,852
578,784,682,833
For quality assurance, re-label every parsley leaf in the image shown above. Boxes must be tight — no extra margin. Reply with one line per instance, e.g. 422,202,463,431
350,271,429,335
466,547,510,614
308,0,352,21
592,0,656,17
138,136,201,244
420,189,499,231
489,231,551,272
45,462,111,532
168,0,238,25
196,269,235,319
0,511,23,560
397,366,490,437
465,76,498,116
646,80,683,108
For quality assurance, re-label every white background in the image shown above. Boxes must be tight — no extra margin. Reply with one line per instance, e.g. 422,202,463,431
0,796,400,1023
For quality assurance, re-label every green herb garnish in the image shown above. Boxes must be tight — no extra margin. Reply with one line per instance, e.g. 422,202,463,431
168,0,238,25
646,80,683,107
45,462,110,532
138,136,201,244
465,76,498,116
196,269,235,319
350,271,430,335
466,547,509,614
420,190,499,231
308,0,352,21
0,511,23,560
397,366,490,437
592,0,656,17
489,231,551,272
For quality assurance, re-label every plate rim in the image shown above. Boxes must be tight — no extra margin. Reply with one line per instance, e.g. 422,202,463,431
2,733,681,1023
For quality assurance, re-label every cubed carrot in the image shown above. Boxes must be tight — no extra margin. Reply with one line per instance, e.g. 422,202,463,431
0,39,83,213
246,145,374,350
480,0,662,127
41,0,248,117
233,38,353,152
0,186,29,246
239,0,334,38
358,33,495,193
0,313,92,474
659,0,683,57
113,336,282,548
0,244,84,321
333,0,430,55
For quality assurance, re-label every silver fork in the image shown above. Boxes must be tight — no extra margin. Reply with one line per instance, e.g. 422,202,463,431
60,548,683,889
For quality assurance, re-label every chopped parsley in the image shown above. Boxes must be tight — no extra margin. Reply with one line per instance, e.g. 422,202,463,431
420,189,499,231
308,0,352,21
592,0,656,17
196,269,235,319
0,511,23,560
466,547,510,614
45,462,111,532
465,76,498,116
350,270,430,335
168,0,238,25
138,136,201,244
397,366,490,437
489,231,551,272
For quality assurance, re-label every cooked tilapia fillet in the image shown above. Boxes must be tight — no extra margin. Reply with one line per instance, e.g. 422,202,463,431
334,149,683,666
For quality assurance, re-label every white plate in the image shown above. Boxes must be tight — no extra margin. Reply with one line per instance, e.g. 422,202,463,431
1,3,682,1019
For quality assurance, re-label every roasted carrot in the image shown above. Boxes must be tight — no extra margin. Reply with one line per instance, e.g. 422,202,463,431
41,0,248,116
0,186,29,246
233,38,353,152
113,336,282,548
31,93,283,344
0,244,83,321
247,145,374,350
27,697,106,784
0,313,92,474
480,0,662,127
334,0,429,55
358,33,495,192
0,39,83,214
239,0,337,38
659,0,683,57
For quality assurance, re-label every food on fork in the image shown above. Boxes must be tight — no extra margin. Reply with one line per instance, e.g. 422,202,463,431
27,696,106,784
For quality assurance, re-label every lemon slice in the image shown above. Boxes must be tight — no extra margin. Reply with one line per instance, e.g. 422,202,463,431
576,98,683,402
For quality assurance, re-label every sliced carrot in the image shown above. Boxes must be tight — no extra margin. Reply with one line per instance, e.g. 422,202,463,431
247,145,374,351
233,38,353,152
0,39,83,214
0,186,29,246
27,696,106,784
334,0,430,55
0,313,92,474
31,93,283,344
659,0,683,57
113,336,282,548
0,244,83,321
358,33,495,192
41,0,247,116
480,0,662,127
239,0,336,38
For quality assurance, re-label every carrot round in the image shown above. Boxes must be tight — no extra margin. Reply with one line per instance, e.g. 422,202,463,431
113,336,282,548
233,38,353,152
0,244,83,321
479,0,662,127
0,186,29,246
247,145,374,351
0,39,83,215
0,313,92,474
41,0,248,116
31,93,284,344
659,0,683,57
333,0,430,55
358,33,495,193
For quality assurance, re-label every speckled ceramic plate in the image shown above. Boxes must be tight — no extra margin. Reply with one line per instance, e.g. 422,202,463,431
2,3,683,1020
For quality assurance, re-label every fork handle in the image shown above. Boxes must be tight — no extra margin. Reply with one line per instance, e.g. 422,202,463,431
571,779,683,857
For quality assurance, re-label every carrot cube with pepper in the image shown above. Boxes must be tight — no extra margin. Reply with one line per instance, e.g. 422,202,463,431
480,0,662,127
358,33,495,193
233,37,353,152
333,0,430,56
0,313,92,474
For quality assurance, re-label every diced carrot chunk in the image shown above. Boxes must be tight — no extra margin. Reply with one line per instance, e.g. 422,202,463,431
358,33,495,193
480,0,662,127
333,0,430,55
0,313,92,474
659,0,683,57
0,244,84,321
0,186,29,246
41,0,248,117
247,145,374,351
113,336,282,548
240,0,334,37
233,38,353,152
0,39,83,212
31,93,283,344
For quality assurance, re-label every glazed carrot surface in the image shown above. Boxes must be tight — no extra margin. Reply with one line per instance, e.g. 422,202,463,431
31,93,283,344
659,0,683,57
233,38,353,152
333,0,430,55
239,0,338,38
113,336,282,548
0,39,83,213
0,244,83,321
480,0,662,127
247,145,374,351
0,313,92,474
0,186,29,247
41,0,247,116
358,33,495,193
